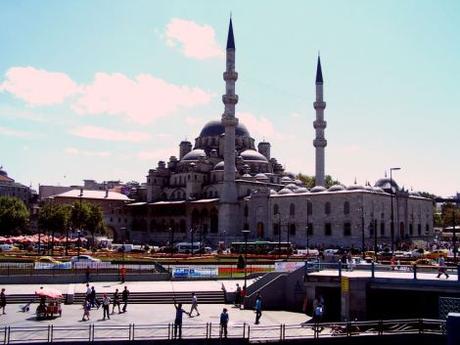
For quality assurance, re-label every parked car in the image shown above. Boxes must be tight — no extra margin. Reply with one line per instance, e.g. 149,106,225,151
70,255,101,263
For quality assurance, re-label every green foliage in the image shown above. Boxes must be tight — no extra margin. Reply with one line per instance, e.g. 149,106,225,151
0,196,30,235
85,203,104,239
38,203,71,234
441,203,460,227
70,201,91,231
296,173,341,189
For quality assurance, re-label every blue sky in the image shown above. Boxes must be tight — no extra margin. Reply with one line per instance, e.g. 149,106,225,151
0,0,459,196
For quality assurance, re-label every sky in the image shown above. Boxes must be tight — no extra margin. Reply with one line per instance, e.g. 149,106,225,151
0,0,459,197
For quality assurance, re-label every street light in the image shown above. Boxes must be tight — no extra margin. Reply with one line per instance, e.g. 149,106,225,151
241,229,250,289
168,227,174,257
190,227,195,256
306,199,311,256
77,229,81,258
390,167,401,255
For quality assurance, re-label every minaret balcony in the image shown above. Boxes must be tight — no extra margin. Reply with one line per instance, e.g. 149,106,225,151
313,138,327,147
313,120,327,129
222,94,239,105
223,71,238,81
313,101,326,109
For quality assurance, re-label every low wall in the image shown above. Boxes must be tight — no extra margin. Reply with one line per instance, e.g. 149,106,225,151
0,273,170,284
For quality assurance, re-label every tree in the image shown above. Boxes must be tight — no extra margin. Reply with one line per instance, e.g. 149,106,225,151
0,196,29,235
296,173,341,189
38,203,71,255
70,201,90,232
85,203,105,248
441,203,460,228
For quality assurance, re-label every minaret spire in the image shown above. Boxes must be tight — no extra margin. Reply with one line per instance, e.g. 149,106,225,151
219,17,239,236
313,53,327,186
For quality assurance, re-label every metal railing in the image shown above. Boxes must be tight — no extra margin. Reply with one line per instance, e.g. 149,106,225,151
1,318,445,344
305,261,460,281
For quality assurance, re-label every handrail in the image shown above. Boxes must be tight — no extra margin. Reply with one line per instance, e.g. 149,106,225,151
2,318,445,344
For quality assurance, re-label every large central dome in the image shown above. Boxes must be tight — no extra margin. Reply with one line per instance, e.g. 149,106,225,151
199,120,250,137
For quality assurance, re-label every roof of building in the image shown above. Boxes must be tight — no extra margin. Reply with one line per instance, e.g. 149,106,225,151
50,189,132,201
199,120,250,137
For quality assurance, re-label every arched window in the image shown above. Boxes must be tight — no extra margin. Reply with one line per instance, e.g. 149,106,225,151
307,201,313,215
344,201,350,215
289,203,295,216
325,202,331,215
244,205,249,217
273,204,279,215
343,223,351,236
289,223,296,236
273,223,279,235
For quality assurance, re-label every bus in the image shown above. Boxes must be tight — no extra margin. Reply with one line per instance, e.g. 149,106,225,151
230,241,293,255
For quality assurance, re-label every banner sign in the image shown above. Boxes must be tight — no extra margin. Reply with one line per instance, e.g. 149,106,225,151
274,261,304,272
172,265,218,278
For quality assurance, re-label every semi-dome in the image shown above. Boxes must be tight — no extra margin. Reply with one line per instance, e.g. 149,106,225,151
182,149,207,161
374,178,399,193
311,186,327,193
240,149,268,162
328,184,346,192
199,120,250,137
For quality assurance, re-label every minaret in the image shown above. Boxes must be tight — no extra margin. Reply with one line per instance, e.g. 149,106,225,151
219,18,239,236
313,55,327,186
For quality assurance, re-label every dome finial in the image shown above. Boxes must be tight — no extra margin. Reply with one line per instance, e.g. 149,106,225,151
354,177,357,185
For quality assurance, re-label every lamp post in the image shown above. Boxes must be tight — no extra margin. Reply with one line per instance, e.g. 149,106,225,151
168,227,174,257
77,229,81,258
390,167,401,255
241,229,250,289
373,219,378,257
190,227,195,256
306,199,311,256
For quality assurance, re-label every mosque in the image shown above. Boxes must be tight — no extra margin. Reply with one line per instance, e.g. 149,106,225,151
123,19,433,249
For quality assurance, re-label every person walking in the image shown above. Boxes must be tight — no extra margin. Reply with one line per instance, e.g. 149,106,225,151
189,292,200,317
220,308,229,338
102,294,111,320
173,300,189,339
121,286,129,313
90,286,100,309
85,283,91,301
0,288,6,315
120,265,126,284
437,257,449,279
234,284,241,307
82,300,91,321
112,288,121,314
254,293,262,324
240,285,247,310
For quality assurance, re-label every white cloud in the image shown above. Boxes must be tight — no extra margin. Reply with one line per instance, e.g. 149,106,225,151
137,147,177,161
0,67,79,105
237,112,279,140
164,18,224,60
64,147,111,157
0,126,33,138
70,126,151,142
73,72,212,124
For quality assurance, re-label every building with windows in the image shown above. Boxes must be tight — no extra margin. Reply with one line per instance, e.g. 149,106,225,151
120,18,433,248
0,166,35,206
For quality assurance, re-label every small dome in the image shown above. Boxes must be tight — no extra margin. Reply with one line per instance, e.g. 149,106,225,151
213,161,237,172
270,189,278,195
409,190,421,197
295,187,309,193
182,149,206,161
373,187,384,193
285,183,299,191
294,179,304,186
255,173,269,180
240,149,268,162
199,120,250,137
347,184,365,191
280,176,292,184
242,173,252,178
278,188,293,195
311,186,327,193
374,178,399,193
328,184,346,192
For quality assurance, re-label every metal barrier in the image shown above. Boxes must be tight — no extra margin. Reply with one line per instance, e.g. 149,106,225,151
1,318,445,344
305,261,460,281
